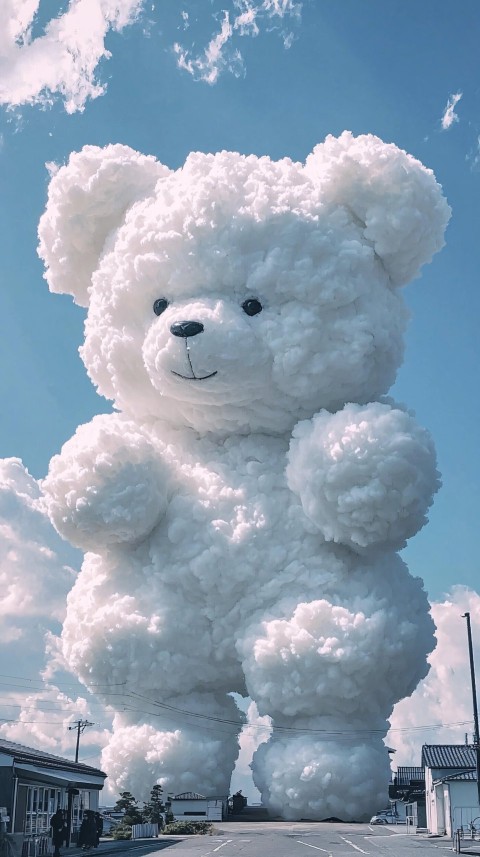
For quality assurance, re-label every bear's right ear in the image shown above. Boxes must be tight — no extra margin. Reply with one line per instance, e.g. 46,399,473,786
38,144,171,307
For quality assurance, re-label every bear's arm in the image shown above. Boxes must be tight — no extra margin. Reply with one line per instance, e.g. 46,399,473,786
286,402,440,552
43,413,170,550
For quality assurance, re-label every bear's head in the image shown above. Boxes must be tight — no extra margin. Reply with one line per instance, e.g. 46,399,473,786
38,133,450,435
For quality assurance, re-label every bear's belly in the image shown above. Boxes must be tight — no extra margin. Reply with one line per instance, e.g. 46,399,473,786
62,425,428,700
65,432,339,694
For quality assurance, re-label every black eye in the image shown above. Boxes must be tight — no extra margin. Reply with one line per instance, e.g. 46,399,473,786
242,298,262,317
153,298,169,316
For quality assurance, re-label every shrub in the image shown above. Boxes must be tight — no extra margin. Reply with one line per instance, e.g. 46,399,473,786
162,820,213,835
111,821,132,840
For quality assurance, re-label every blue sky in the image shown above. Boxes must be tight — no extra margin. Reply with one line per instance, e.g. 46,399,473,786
1,0,479,601
0,0,479,792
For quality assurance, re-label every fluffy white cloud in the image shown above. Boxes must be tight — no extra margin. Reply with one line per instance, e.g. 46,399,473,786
0,458,77,639
441,91,462,130
0,0,144,113
0,1,301,112
230,699,271,800
0,458,111,766
389,586,480,764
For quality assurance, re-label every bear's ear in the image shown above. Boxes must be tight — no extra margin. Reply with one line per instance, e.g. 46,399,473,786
305,131,451,286
38,144,171,307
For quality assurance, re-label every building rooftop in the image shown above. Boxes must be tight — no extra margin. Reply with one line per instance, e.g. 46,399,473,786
445,771,477,782
422,744,477,770
173,792,206,800
0,738,105,777
395,766,424,785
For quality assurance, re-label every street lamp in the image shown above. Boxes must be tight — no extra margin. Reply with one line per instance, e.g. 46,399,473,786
462,612,480,807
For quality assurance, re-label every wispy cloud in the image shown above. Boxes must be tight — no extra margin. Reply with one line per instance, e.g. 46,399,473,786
0,0,144,113
174,0,302,84
441,91,463,130
0,1,302,113
466,135,480,171
174,10,243,85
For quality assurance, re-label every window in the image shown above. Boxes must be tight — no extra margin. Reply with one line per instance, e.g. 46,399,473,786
71,791,90,832
25,787,61,834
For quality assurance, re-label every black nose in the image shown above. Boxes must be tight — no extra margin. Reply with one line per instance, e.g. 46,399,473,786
170,320,204,338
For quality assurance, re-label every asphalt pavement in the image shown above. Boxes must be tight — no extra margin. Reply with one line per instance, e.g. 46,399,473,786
57,823,480,857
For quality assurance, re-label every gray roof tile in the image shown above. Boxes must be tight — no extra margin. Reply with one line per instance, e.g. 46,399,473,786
422,744,477,770
0,738,105,777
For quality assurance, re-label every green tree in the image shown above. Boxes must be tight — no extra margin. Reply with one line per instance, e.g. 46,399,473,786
142,784,165,825
113,791,143,825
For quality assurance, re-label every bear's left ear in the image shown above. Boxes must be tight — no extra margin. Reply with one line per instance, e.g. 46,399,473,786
305,131,451,286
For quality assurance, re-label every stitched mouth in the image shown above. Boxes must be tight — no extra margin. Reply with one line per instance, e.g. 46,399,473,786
171,339,218,381
171,369,218,381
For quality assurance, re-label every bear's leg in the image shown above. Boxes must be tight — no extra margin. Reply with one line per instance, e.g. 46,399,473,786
102,690,244,800
251,727,391,821
239,578,434,820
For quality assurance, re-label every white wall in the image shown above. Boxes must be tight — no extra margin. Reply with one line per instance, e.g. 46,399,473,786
171,798,208,819
449,782,479,834
425,770,479,836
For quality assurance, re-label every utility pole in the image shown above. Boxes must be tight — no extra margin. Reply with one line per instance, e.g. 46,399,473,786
462,612,480,806
65,720,94,846
68,719,94,762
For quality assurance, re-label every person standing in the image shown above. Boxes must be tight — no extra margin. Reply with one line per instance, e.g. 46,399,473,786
50,809,65,857
78,811,97,851
94,813,103,847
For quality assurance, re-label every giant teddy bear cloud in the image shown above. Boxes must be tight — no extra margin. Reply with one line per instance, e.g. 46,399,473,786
38,132,450,819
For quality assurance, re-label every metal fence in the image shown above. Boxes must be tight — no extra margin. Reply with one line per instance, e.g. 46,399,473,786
131,823,159,839
21,836,50,857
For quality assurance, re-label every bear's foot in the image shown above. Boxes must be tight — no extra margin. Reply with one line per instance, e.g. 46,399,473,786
101,692,244,800
252,733,390,821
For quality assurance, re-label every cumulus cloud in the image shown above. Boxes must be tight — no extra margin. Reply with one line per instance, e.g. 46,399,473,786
441,91,462,130
230,699,271,799
173,0,301,84
0,458,77,640
389,586,480,763
0,683,111,762
0,457,111,766
0,0,144,113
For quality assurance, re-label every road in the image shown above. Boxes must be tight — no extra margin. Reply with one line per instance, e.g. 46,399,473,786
120,822,458,857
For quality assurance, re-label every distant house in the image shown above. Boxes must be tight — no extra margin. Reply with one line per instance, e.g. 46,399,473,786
389,765,426,828
422,744,479,836
0,739,106,844
98,806,124,833
169,792,226,822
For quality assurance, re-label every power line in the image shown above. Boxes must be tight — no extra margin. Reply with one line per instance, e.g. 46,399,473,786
0,673,126,689
0,673,476,739
123,692,475,736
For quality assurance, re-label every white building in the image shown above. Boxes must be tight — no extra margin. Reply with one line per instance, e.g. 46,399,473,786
422,744,479,836
169,792,226,822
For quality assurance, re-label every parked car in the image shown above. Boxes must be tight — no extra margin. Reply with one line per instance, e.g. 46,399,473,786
370,811,401,825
